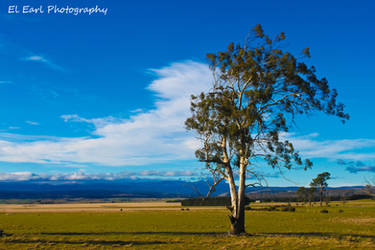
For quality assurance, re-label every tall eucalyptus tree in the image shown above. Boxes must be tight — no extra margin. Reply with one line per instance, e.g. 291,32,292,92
186,25,348,234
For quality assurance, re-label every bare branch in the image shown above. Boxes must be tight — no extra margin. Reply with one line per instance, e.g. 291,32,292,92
206,176,225,197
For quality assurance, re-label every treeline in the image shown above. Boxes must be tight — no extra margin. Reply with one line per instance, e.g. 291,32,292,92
251,194,373,203
181,197,251,206
181,194,373,206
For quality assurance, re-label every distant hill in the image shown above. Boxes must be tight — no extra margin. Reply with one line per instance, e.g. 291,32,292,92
0,179,367,201
0,179,228,200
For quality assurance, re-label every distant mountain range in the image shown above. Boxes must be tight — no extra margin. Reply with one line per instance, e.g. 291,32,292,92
0,179,366,200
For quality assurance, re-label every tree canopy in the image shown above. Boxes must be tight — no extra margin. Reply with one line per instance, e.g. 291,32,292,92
310,172,331,189
310,172,331,206
185,24,348,235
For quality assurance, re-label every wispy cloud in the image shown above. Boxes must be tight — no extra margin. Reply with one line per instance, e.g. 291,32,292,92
0,61,373,168
0,133,62,142
0,172,38,181
285,133,375,161
130,108,143,113
0,61,211,166
346,165,375,173
337,159,375,173
61,114,119,128
26,121,39,126
0,170,197,182
23,55,64,71
7,126,20,130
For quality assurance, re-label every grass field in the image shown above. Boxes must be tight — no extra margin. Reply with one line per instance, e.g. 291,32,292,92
0,200,374,249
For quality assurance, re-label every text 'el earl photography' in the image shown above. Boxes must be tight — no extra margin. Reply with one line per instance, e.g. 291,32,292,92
8,5,108,16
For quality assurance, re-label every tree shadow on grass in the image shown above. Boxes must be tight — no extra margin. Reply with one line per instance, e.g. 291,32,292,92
40,231,375,240
257,232,375,240
4,239,173,246
41,231,223,236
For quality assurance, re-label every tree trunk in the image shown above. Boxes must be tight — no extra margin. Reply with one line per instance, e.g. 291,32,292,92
325,190,329,206
228,157,247,235
320,187,323,207
229,208,245,235
226,166,238,213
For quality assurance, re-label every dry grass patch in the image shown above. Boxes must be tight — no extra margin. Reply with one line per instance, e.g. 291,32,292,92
331,217,375,225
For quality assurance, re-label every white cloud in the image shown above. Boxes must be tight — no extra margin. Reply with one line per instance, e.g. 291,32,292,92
0,172,37,181
0,133,61,142
23,55,64,71
8,126,20,130
284,133,375,161
26,121,39,126
0,61,373,168
61,114,119,128
130,108,143,113
0,170,197,181
25,55,45,61
0,61,211,166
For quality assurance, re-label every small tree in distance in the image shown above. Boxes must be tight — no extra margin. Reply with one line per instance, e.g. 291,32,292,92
364,179,375,198
296,187,308,204
310,172,331,207
308,187,316,206
185,25,348,235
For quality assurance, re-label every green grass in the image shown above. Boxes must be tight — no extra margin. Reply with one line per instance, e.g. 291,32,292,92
0,200,375,249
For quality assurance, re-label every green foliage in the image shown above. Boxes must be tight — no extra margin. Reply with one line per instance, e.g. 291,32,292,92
186,25,348,184
311,172,331,206
311,172,331,188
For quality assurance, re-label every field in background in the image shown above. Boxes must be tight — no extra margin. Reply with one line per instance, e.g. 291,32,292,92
0,200,374,249
0,202,182,213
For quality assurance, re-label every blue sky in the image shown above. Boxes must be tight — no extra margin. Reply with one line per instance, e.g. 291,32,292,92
0,0,374,186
